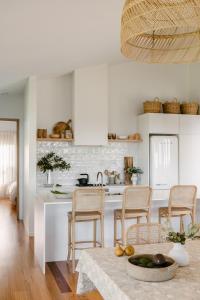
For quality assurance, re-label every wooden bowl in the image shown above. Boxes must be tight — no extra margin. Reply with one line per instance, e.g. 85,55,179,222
126,254,178,282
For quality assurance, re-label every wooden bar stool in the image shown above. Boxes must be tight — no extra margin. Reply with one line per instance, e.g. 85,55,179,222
126,223,165,246
159,185,197,233
114,186,152,246
67,188,105,272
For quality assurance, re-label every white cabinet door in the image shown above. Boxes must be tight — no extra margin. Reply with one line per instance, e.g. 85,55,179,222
73,65,108,145
179,134,200,197
148,113,179,134
138,113,179,134
180,115,200,134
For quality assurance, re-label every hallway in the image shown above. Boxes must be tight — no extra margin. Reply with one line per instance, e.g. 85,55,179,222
0,200,101,300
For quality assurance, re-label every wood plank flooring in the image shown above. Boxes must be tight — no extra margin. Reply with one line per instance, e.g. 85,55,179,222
0,199,103,300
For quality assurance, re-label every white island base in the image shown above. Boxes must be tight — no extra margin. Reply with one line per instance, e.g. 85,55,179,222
35,188,199,274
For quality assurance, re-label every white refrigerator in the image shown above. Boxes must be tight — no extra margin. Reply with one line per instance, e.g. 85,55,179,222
150,135,179,191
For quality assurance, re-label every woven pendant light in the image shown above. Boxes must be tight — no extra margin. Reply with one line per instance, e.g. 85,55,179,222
121,0,200,63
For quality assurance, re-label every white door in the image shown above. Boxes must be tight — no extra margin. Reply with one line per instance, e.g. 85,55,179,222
150,135,179,190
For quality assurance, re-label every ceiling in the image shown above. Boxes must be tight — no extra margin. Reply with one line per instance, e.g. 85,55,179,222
0,0,125,91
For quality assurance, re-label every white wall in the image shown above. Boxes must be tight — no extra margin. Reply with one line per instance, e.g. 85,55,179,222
189,63,200,100
36,63,191,137
0,93,24,219
37,75,72,134
108,62,189,135
24,77,37,236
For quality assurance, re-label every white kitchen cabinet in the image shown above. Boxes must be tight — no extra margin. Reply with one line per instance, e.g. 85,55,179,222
73,64,108,145
179,115,200,134
138,113,179,134
179,134,200,197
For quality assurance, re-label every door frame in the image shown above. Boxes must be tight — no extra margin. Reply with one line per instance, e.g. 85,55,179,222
0,118,20,219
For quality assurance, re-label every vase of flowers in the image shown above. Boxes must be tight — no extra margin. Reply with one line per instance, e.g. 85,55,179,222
166,224,200,267
37,152,71,185
127,167,143,185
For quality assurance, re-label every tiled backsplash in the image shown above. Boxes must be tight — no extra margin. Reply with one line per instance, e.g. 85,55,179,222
37,141,138,186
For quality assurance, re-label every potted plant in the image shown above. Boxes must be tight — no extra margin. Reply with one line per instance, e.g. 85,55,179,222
127,167,143,185
37,152,71,185
166,223,200,266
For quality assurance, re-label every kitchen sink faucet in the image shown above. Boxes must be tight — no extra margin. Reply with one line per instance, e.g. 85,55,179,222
97,172,103,186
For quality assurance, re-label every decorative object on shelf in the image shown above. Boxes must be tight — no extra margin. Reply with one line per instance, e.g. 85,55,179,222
37,128,48,139
126,254,178,282
127,167,143,185
128,133,141,141
166,223,200,266
108,133,112,140
49,134,60,139
124,157,133,185
104,170,120,185
37,152,71,185
121,0,200,64
181,102,199,115
65,130,73,140
117,135,128,140
53,119,73,138
143,98,162,113
163,98,180,114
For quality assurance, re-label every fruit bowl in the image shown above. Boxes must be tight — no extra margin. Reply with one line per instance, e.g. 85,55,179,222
126,254,178,282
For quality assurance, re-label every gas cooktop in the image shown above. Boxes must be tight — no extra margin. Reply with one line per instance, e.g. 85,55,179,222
76,183,106,187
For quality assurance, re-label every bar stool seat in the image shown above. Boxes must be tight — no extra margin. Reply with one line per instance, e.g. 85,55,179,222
159,207,192,217
68,211,101,221
114,209,149,219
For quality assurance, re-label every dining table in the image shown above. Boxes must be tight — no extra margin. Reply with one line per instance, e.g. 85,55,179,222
76,240,200,300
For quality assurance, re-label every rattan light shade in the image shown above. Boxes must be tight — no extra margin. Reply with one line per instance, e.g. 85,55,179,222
121,0,200,63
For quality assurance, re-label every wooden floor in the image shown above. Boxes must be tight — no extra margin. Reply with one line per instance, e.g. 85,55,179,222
0,199,103,300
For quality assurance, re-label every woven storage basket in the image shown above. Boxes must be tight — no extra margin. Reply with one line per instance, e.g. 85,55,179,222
163,99,180,114
143,98,161,113
181,103,199,115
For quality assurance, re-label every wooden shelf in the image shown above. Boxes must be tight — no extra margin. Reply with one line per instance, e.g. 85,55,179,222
37,138,142,143
37,138,73,142
108,139,142,143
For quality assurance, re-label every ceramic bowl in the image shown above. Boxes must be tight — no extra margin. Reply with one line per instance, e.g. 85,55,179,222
126,254,178,282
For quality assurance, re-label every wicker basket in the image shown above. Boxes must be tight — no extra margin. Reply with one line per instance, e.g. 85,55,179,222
181,102,199,115
143,98,162,113
163,99,180,114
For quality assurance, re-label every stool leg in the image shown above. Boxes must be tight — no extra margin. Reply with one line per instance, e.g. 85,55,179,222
100,215,104,247
72,219,76,273
122,218,125,246
147,210,151,223
67,217,71,262
180,215,184,233
191,209,195,225
93,220,97,247
114,213,117,246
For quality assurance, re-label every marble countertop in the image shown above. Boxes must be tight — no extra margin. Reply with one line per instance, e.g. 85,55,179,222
77,240,200,300
36,185,170,205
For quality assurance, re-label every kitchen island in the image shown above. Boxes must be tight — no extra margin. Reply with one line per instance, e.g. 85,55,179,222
34,186,195,274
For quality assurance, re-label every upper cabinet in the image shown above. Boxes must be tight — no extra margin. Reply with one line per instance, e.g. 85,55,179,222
179,115,200,134
73,65,108,145
138,113,179,134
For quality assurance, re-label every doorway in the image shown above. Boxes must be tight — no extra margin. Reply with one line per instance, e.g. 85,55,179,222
0,119,19,218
